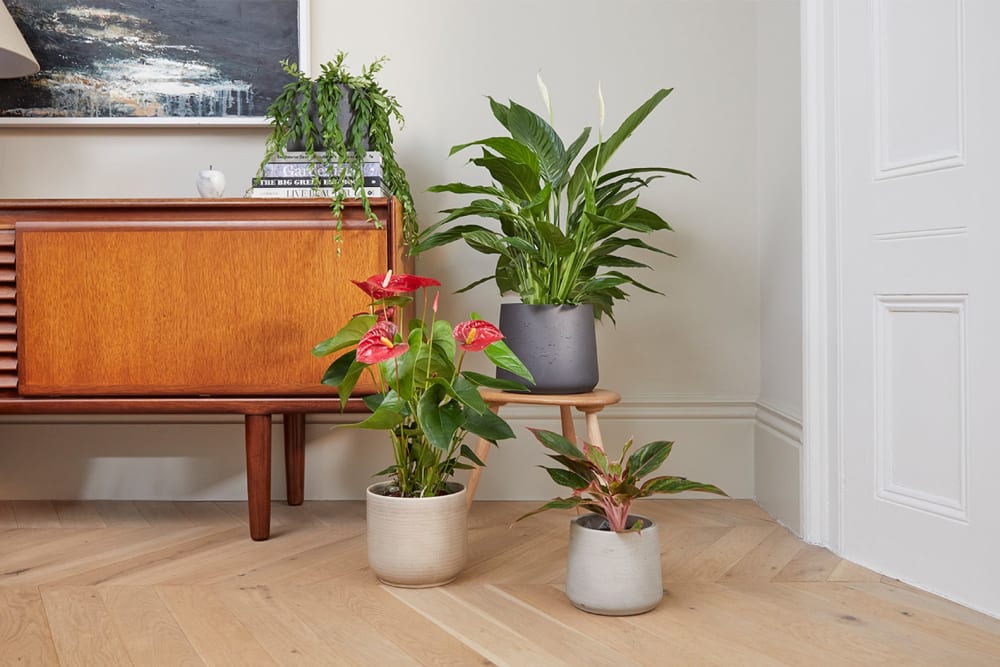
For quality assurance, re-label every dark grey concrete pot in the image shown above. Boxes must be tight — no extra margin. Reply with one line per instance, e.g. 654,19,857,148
495,303,598,394
286,83,369,152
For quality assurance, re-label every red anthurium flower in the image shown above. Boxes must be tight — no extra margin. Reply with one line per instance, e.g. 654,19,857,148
352,271,442,299
453,320,504,352
356,321,409,364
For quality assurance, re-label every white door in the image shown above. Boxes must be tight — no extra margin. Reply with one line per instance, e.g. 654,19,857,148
834,0,999,615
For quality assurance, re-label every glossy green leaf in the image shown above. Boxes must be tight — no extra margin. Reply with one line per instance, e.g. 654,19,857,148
544,467,589,490
417,385,464,451
508,101,568,186
638,476,728,497
450,136,540,171
460,443,486,467
343,390,406,430
461,371,530,392
462,405,515,442
452,374,487,414
583,442,609,475
529,428,585,459
484,340,534,383
312,314,376,357
626,440,673,480
514,496,586,522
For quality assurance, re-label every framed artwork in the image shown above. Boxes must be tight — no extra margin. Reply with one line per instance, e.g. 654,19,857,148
0,0,309,126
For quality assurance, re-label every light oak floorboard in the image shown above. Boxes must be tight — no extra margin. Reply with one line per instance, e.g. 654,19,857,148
0,587,60,665
0,499,997,666
0,501,19,528
100,586,203,666
52,500,107,528
11,500,60,529
93,500,150,528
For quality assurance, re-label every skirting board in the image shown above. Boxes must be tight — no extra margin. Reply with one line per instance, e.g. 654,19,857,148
0,396,761,502
754,401,804,534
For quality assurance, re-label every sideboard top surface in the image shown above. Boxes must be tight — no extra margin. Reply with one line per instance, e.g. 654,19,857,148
0,198,393,228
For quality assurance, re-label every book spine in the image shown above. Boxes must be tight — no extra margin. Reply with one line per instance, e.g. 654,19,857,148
262,161,383,178
248,186,390,199
266,151,382,164
253,176,386,188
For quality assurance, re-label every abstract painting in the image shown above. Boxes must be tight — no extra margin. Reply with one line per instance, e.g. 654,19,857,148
0,0,306,125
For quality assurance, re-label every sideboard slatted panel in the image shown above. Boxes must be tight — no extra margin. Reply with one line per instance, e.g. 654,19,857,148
0,229,15,391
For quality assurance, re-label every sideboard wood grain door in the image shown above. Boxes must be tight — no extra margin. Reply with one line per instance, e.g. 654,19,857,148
7,199,398,397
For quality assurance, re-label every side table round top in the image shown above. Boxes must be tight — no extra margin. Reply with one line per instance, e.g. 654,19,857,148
478,388,621,409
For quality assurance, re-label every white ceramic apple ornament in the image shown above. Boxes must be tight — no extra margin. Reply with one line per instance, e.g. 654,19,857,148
196,166,226,198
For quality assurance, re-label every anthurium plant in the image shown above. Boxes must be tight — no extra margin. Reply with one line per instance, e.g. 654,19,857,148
518,428,727,532
414,77,695,322
312,272,534,498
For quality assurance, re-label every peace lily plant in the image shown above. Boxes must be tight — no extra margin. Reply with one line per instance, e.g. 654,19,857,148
415,75,694,322
519,428,727,532
312,271,534,498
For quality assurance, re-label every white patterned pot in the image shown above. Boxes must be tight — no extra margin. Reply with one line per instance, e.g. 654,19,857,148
366,482,468,588
565,513,663,615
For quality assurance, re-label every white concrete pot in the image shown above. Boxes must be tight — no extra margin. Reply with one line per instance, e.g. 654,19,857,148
366,482,468,588
565,513,664,615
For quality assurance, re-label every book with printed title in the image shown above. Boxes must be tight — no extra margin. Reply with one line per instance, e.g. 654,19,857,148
266,151,382,163
262,161,383,178
252,176,386,189
248,186,390,199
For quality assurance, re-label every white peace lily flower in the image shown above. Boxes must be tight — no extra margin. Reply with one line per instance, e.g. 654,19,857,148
537,71,552,121
598,81,606,138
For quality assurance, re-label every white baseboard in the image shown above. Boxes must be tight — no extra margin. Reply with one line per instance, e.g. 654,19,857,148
0,395,761,501
754,400,803,534
0,396,805,506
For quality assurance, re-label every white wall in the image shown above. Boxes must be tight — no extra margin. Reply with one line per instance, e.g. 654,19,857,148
0,0,764,502
754,0,803,532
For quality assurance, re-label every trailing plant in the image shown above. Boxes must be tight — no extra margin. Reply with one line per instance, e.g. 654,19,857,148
258,52,417,246
312,271,534,498
414,77,694,321
518,428,727,532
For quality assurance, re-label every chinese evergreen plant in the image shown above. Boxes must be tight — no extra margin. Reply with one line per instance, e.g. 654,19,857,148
518,428,727,532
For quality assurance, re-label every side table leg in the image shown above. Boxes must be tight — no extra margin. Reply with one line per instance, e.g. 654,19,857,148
466,402,502,508
583,409,606,450
283,413,306,506
245,413,272,541
560,405,578,446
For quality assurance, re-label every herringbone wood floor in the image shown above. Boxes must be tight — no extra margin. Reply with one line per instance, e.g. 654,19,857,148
1,499,998,665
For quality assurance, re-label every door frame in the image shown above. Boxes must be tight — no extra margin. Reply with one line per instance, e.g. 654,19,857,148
801,0,842,549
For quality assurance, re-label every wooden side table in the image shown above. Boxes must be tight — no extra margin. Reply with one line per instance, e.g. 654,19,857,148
466,388,621,506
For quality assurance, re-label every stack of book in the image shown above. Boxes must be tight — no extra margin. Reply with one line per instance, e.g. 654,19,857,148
249,151,390,199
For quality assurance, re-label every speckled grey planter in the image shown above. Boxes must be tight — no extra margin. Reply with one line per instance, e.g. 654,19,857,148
565,514,663,616
495,303,598,394
286,83,369,152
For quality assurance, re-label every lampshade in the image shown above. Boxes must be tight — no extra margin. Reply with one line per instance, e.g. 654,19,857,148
0,2,38,79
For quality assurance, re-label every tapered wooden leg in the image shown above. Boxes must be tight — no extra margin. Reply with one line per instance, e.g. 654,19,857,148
244,413,272,541
583,409,605,450
559,405,578,446
283,413,306,506
466,402,502,508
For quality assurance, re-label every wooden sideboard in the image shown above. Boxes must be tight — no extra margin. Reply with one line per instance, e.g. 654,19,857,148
0,198,406,539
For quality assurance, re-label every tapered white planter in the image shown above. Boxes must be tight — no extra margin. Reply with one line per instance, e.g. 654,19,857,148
366,482,468,588
565,513,663,615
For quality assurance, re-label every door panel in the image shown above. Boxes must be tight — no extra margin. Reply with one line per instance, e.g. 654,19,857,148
837,0,999,614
